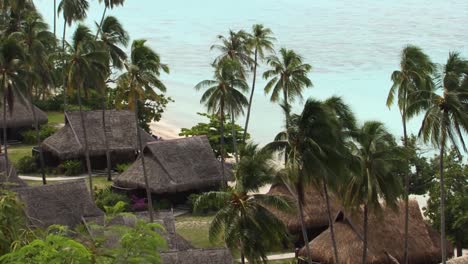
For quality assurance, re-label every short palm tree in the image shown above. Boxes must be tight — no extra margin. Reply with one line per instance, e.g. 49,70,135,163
263,48,312,129
63,25,109,198
242,24,275,143
386,45,435,264
345,121,403,264
418,52,468,264
118,39,169,222
195,143,291,264
194,59,249,184
58,0,89,51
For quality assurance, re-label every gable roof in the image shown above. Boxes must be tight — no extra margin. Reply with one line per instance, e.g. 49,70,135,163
0,154,27,188
0,91,48,128
42,110,155,159
15,180,104,227
300,200,442,264
114,136,223,194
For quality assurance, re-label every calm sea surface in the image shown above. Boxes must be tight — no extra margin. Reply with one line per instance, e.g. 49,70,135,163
35,0,468,144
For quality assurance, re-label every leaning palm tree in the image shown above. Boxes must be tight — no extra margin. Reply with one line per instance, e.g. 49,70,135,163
242,24,275,143
95,0,125,39
418,52,468,264
58,0,89,51
386,45,435,264
194,59,249,185
63,25,109,198
195,143,291,264
345,121,403,264
263,48,312,129
117,39,169,222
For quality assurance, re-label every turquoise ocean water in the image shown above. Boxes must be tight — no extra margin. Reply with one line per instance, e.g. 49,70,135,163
34,0,468,145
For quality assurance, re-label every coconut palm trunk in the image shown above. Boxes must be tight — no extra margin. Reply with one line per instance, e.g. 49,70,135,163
28,91,47,185
323,182,339,264
95,6,107,39
133,95,154,222
220,99,226,187
401,101,410,264
2,89,10,180
439,111,447,264
231,109,238,163
76,85,94,199
53,0,57,38
297,194,313,264
242,48,258,143
101,98,112,181
362,204,368,264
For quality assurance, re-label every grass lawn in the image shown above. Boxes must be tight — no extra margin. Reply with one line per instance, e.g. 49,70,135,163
47,111,64,126
175,214,224,248
24,176,111,190
8,144,34,166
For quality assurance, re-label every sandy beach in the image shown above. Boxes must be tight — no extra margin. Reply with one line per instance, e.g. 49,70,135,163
149,118,183,140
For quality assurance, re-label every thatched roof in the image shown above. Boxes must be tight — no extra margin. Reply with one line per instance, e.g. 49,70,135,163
42,110,155,160
114,136,224,194
15,180,104,227
0,154,27,188
0,91,48,128
425,222,455,261
299,200,441,264
160,248,234,264
267,183,341,234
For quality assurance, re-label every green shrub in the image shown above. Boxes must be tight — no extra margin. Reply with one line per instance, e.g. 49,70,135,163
187,193,222,215
16,156,37,174
94,187,131,211
20,125,57,144
115,163,131,173
60,160,83,176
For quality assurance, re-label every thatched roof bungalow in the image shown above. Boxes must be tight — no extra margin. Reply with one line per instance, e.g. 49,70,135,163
0,154,27,188
42,110,155,169
0,92,48,140
299,200,445,264
113,136,224,199
15,180,104,227
266,183,341,242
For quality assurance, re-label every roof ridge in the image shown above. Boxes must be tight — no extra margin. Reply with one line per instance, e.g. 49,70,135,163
64,112,83,150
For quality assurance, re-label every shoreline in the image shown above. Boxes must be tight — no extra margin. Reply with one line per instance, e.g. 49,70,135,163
149,118,183,140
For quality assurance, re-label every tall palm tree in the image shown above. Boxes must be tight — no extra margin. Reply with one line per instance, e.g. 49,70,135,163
211,30,253,78
63,25,109,199
97,15,129,181
195,143,291,264
53,0,56,37
418,52,468,264
95,0,125,39
118,39,169,222
264,48,312,129
242,24,275,143
194,59,249,185
58,0,88,51
345,121,403,264
386,45,435,264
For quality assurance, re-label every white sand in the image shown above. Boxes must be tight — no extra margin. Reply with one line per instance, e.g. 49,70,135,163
149,118,182,140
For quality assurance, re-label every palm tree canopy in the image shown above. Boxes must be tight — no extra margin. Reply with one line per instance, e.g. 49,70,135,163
211,30,253,74
97,0,125,9
263,48,312,103
58,0,89,26
97,15,128,69
246,24,275,60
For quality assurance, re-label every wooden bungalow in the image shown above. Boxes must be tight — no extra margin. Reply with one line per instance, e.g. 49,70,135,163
41,110,155,169
15,180,104,227
299,200,448,264
0,91,48,141
113,136,225,202
0,154,27,188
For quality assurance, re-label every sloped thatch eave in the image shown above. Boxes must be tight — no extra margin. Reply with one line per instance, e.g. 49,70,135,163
0,154,27,188
0,91,48,128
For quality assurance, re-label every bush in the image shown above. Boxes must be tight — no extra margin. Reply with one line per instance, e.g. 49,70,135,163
60,160,83,176
16,156,37,174
115,163,131,173
20,126,57,144
95,187,131,212
187,193,222,215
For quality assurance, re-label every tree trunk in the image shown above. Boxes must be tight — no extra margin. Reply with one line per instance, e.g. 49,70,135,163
402,105,410,264
134,96,154,222
53,0,56,38
62,20,66,52
456,245,462,257
95,6,107,40
28,89,47,185
76,85,94,200
62,21,67,113
283,87,289,129
219,100,226,187
362,204,368,264
242,48,257,143
2,87,10,182
101,97,112,181
297,198,313,264
323,182,339,264
439,112,447,264
231,110,238,163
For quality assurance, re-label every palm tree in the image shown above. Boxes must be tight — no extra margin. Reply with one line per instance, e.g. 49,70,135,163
58,0,89,51
194,59,248,185
386,45,435,264
242,24,275,143
53,0,56,37
97,15,129,181
211,30,253,77
195,143,291,264
95,0,125,39
63,25,109,199
118,39,169,222
264,48,312,129
418,52,468,264
345,121,403,264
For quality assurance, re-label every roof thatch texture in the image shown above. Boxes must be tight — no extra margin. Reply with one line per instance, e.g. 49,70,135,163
425,222,455,260
114,136,224,194
299,200,441,264
160,248,234,264
15,180,103,227
42,110,155,160
0,91,47,128
266,183,341,234
0,154,27,188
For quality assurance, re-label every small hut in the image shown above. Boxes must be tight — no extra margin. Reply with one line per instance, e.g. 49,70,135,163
113,136,224,201
299,200,444,264
0,92,48,140
15,180,104,227
42,110,155,169
0,154,27,188
266,183,341,242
